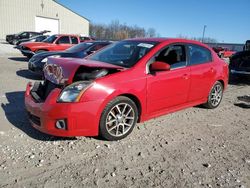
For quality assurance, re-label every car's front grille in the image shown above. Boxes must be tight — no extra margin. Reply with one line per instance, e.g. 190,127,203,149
31,80,62,103
28,112,41,126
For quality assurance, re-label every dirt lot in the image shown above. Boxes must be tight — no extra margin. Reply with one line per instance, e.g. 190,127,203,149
0,42,249,188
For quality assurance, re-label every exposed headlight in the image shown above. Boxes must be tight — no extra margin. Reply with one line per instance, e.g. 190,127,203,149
41,57,48,63
57,81,93,102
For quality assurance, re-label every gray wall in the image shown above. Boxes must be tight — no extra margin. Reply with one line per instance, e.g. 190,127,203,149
0,0,89,39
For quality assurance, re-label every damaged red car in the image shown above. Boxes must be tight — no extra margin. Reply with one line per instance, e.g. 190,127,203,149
25,38,228,140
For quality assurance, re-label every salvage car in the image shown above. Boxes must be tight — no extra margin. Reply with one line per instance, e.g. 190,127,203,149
25,38,228,140
15,35,49,46
6,30,49,45
229,40,250,78
19,34,84,58
212,46,235,58
28,41,112,75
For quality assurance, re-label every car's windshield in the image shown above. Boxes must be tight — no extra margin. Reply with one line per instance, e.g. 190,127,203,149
66,42,94,53
16,32,24,35
35,36,47,42
43,35,58,43
89,41,159,67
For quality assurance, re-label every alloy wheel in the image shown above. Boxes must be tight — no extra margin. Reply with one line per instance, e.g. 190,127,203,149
210,84,223,107
105,103,135,137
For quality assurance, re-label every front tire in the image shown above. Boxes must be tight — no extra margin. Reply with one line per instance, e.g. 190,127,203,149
12,39,18,45
99,96,138,141
204,81,223,109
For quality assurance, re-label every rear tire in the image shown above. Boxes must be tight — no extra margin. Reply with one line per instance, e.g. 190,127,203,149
99,96,138,141
203,81,223,109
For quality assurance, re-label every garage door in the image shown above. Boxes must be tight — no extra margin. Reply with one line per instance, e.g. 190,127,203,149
35,16,59,35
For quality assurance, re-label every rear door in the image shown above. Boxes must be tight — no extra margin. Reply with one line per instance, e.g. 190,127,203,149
146,44,191,114
187,44,216,102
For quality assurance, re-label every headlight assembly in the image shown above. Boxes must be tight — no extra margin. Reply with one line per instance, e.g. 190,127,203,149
57,81,93,102
41,57,48,63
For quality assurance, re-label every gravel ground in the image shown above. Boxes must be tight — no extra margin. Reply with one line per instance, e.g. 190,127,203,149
0,42,250,188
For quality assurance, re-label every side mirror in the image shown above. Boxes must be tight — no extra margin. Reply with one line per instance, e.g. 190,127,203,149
87,50,95,55
151,61,170,72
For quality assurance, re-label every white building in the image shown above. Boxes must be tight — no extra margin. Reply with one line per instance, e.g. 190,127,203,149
0,0,89,39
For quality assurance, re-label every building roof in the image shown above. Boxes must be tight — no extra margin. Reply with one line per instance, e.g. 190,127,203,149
53,0,90,22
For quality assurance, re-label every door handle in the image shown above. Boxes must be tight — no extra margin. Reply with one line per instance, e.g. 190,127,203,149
210,68,215,73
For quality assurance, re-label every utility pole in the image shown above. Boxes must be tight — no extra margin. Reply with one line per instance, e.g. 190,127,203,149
202,25,207,43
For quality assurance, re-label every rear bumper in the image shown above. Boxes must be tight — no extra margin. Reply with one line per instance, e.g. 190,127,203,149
25,82,102,137
231,69,250,75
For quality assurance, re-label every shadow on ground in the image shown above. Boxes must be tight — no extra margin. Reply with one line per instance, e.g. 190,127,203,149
16,69,42,80
0,41,9,44
8,57,29,62
1,91,76,141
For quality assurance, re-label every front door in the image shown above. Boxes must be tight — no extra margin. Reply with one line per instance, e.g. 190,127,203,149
146,44,191,114
54,36,72,51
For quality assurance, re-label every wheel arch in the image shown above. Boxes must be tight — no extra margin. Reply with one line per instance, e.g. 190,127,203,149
217,79,225,90
118,93,142,122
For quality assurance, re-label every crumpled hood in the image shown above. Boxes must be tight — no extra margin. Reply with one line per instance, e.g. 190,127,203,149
44,57,125,84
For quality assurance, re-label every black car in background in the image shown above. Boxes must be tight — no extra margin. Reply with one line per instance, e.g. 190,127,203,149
6,30,50,45
28,41,112,75
229,51,250,78
229,40,250,78
15,35,49,46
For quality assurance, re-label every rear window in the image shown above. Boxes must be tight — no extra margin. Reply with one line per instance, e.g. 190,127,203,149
188,45,212,65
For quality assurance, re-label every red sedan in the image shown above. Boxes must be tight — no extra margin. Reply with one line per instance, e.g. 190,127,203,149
25,38,228,140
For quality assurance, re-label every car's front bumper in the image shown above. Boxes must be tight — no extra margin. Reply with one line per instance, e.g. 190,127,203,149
28,61,43,75
20,49,35,57
25,82,102,137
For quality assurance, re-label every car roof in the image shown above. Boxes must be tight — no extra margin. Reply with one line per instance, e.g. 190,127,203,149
125,38,211,49
55,34,80,37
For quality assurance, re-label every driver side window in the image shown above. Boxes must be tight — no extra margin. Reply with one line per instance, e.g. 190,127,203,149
148,44,187,72
56,36,70,44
